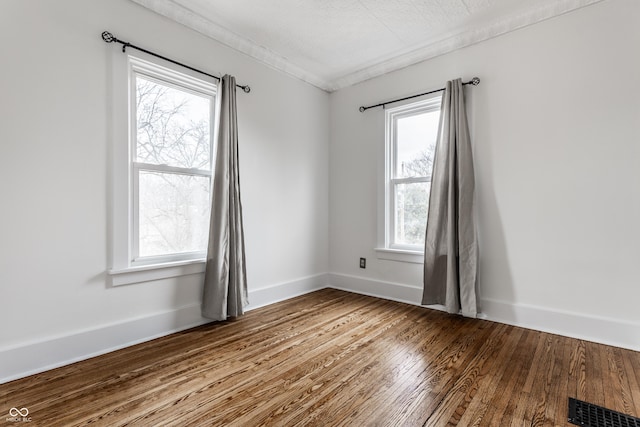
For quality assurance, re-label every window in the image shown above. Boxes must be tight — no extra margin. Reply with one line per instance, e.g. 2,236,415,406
132,62,215,263
109,53,216,285
377,96,441,262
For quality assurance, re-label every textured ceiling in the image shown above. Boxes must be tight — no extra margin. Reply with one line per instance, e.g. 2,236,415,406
131,0,602,91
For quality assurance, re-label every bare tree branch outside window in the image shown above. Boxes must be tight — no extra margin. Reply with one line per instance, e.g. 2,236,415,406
135,76,213,257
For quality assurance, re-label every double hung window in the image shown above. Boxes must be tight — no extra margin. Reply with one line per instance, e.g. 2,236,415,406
382,97,441,257
110,54,216,284
131,59,215,264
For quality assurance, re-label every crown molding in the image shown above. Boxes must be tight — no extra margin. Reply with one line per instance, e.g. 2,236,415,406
130,0,603,93
129,0,334,91
329,0,604,91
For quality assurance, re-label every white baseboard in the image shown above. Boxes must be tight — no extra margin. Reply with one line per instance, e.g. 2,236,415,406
328,272,424,306
0,273,328,384
481,297,640,352
327,273,640,352
246,273,328,311
0,303,208,385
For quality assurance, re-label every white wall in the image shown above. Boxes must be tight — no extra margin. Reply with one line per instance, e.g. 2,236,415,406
329,0,640,349
0,0,329,381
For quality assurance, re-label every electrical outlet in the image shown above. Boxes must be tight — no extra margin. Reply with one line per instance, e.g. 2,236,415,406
359,258,366,269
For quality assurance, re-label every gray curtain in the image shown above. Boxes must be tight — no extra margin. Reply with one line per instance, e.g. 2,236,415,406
202,75,249,321
422,78,478,318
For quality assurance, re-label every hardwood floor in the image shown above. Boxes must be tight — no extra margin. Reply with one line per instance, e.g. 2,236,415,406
1,289,639,426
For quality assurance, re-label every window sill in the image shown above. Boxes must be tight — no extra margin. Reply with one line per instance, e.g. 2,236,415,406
375,248,424,264
108,259,206,286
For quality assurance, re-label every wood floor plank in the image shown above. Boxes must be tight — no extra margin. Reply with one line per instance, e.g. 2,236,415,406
575,339,589,409
567,339,586,402
605,346,638,417
544,335,569,426
584,340,606,409
622,348,640,416
527,334,559,427
1,289,638,426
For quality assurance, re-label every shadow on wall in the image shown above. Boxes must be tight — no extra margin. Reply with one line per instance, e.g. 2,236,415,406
468,84,515,321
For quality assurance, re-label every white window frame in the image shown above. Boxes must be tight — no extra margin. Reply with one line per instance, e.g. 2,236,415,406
108,51,216,286
376,96,441,264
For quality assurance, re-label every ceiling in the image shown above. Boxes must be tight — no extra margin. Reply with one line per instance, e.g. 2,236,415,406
131,0,602,92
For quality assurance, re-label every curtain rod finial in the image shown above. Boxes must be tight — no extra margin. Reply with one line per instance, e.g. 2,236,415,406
242,85,251,93
470,77,480,86
101,31,116,43
359,106,366,113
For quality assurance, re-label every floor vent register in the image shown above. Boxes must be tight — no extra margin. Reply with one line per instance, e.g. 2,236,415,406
569,397,640,427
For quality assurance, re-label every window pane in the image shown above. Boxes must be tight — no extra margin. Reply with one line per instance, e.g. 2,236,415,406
395,110,439,178
136,75,211,170
138,171,210,257
394,182,430,246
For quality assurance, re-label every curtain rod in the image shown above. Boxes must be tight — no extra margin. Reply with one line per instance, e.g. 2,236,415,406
358,77,480,112
101,31,251,93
